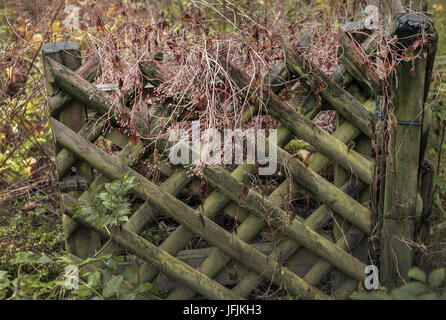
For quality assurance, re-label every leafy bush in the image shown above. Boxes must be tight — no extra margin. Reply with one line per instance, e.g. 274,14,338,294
0,251,157,300
351,267,446,300
73,174,136,230
0,175,156,300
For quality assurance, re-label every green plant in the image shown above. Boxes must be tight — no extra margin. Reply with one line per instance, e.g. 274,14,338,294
0,251,68,300
73,174,136,230
0,201,64,271
0,250,157,300
0,174,160,300
351,267,446,300
66,253,158,300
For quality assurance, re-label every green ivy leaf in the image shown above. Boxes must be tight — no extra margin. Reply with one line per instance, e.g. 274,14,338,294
122,265,137,280
428,268,445,287
10,251,38,265
120,292,136,300
105,182,119,196
102,275,124,298
36,255,52,265
56,256,76,264
0,270,9,280
119,215,129,222
351,292,392,300
133,282,158,295
73,285,93,298
418,292,440,300
78,256,100,266
391,287,417,300
399,282,426,296
408,267,427,284
87,271,102,288
0,270,10,290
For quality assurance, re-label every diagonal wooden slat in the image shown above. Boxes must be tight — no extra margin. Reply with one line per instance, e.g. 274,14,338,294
48,54,100,116
217,56,374,184
166,98,374,298
62,193,243,300
47,56,372,233
338,32,380,95
168,180,366,299
48,57,373,188
45,40,378,300
129,127,293,286
52,117,331,300
56,118,106,178
232,224,364,297
52,104,369,286
283,45,374,138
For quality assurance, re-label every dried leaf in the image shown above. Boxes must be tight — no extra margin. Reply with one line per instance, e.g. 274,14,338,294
96,16,106,33
184,13,193,23
129,135,139,145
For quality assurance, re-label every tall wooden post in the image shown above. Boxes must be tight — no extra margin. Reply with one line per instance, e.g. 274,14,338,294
379,12,435,287
43,42,102,259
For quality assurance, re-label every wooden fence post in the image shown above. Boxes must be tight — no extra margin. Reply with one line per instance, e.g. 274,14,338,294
42,42,102,259
379,12,436,287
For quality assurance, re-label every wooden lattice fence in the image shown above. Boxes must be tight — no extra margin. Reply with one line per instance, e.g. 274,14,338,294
42,12,437,299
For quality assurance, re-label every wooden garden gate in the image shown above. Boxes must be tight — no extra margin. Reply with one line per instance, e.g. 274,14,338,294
43,12,437,299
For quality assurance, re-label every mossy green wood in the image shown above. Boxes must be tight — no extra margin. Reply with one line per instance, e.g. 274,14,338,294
47,60,372,298
380,56,427,287
283,45,374,138
48,54,100,116
167,98,375,299
127,62,296,287
48,56,373,185
169,180,366,299
51,118,330,300
47,55,345,294
331,82,371,296
229,184,367,298
56,118,106,178
218,57,374,184
332,142,371,299
338,32,380,96
129,127,292,286
332,111,351,294
53,111,369,286
62,194,242,300
42,42,102,259
160,142,370,282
